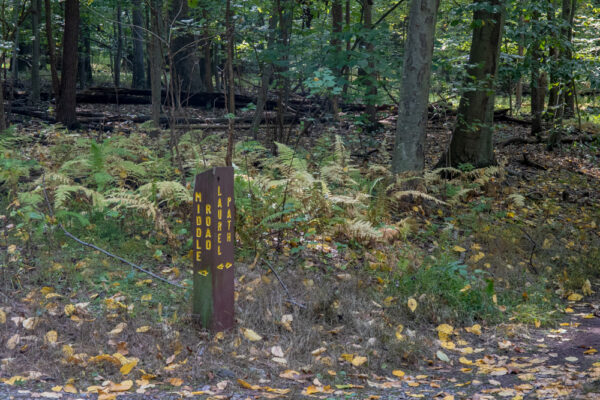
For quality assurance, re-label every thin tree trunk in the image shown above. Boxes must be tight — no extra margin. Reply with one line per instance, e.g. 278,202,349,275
0,77,6,131
343,0,351,96
330,0,343,117
45,0,59,99
11,0,20,95
437,0,505,168
131,0,145,88
114,1,123,88
30,0,41,104
393,0,440,173
55,0,79,129
202,7,213,92
515,15,524,112
251,3,276,139
562,0,576,117
149,0,163,126
225,0,235,166
362,0,377,131
547,1,560,119
530,11,544,135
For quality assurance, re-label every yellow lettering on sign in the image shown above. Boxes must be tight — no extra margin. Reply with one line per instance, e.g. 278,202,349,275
206,228,212,238
225,262,232,269
227,209,232,219
218,209,222,219
218,233,222,244
196,216,202,226
205,204,212,214
218,221,222,232
217,245,222,255
206,240,212,250
218,198,222,208
206,216,212,226
217,263,224,270
198,269,208,276
218,185,222,196
195,251,201,262
227,232,232,242
227,220,232,230
195,239,202,250
195,192,202,202
197,203,201,213
196,227,202,238
227,197,232,207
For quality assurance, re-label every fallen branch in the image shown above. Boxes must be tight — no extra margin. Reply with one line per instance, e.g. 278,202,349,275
261,258,306,309
41,174,183,288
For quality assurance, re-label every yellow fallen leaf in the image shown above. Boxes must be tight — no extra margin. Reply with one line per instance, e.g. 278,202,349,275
567,293,583,301
565,307,574,313
64,384,78,393
6,334,19,350
465,324,482,335
141,294,152,301
517,373,534,381
89,354,122,366
395,324,405,340
407,298,418,312
441,341,456,350
437,324,453,341
120,360,138,375
351,355,368,367
62,344,74,357
242,328,262,342
460,284,471,292
136,326,150,333
108,322,127,336
383,296,395,307
168,377,183,386
64,304,75,316
459,357,472,365
407,381,420,387
392,370,405,377
0,309,5,324
51,386,63,392
237,379,260,390
45,330,58,344
3,376,27,385
584,348,598,355
109,380,133,392
453,245,466,252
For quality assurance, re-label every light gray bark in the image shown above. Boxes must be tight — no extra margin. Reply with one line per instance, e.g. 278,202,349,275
392,0,440,173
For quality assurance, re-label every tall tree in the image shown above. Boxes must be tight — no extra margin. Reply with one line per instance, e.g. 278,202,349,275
330,0,343,115
392,0,440,173
225,0,235,166
561,0,577,117
362,0,378,130
530,9,545,135
44,0,59,99
55,0,80,128
131,0,146,88
114,0,123,88
437,0,505,168
149,0,163,125
30,0,41,104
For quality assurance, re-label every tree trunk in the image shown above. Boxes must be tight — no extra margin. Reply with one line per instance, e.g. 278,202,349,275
343,0,351,96
515,15,524,112
30,0,41,104
131,0,146,89
562,0,577,117
437,0,504,168
202,7,213,92
530,11,544,135
114,1,123,88
392,0,440,173
362,0,377,130
149,0,163,126
11,0,20,93
225,0,235,166
251,3,276,139
55,0,79,129
330,0,343,116
275,0,292,143
547,1,560,120
170,0,202,93
45,0,60,99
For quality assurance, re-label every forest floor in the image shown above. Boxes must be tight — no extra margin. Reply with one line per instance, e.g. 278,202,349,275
1,103,600,399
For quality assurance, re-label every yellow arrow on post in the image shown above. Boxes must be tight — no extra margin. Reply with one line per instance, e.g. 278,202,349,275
198,270,209,276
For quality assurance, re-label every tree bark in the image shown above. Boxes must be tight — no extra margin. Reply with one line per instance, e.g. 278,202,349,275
114,1,123,88
44,0,60,99
30,0,41,104
530,11,544,135
437,0,504,168
225,0,235,166
55,0,80,129
562,0,576,117
393,0,440,173
515,15,524,112
362,0,378,130
330,0,343,116
547,1,560,119
149,0,163,125
131,0,146,89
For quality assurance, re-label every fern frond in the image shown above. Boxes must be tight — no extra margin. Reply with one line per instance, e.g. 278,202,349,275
54,185,106,209
272,142,307,175
393,190,448,205
138,181,192,206
448,188,476,204
34,172,72,187
340,218,382,242
507,193,525,208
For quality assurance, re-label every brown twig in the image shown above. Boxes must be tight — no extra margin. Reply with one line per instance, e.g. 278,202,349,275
41,173,184,288
261,258,306,309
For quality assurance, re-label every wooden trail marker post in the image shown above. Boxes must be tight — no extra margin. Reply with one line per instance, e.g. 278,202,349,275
192,167,235,331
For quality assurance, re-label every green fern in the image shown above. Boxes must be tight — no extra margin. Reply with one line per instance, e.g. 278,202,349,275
138,181,192,207
54,185,106,210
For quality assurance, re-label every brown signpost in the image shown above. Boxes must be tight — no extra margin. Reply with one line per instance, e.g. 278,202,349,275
192,167,235,331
